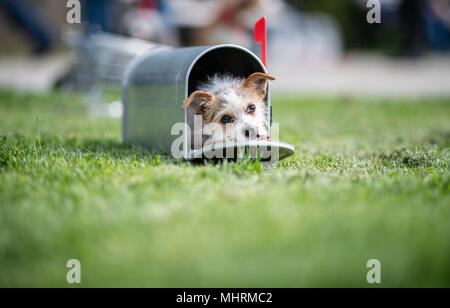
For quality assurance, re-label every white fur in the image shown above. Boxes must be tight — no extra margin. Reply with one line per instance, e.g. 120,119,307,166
198,74,243,94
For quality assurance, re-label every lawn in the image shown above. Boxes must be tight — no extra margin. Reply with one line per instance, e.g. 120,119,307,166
0,90,449,287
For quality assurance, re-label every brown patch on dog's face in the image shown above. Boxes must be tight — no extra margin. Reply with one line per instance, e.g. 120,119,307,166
183,91,214,121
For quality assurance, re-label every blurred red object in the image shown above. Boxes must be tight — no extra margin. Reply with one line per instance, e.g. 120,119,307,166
254,16,267,68
139,0,157,11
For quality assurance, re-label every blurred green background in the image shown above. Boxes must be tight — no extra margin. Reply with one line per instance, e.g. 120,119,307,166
0,0,449,288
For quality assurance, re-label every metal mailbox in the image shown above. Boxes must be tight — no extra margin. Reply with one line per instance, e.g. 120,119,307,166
123,44,270,152
123,43,294,161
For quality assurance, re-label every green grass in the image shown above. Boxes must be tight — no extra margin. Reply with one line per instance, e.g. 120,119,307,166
0,90,449,288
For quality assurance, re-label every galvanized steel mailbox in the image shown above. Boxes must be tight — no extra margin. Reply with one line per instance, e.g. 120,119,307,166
123,44,294,161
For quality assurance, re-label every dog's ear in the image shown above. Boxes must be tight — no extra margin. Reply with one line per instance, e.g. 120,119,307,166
183,91,213,116
243,73,275,99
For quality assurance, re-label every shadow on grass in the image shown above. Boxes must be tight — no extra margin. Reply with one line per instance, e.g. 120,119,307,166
0,134,188,166
53,138,266,172
1,134,265,170
425,131,450,148
61,137,189,165
377,131,450,168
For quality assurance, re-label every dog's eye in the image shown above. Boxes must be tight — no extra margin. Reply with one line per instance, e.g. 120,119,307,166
221,115,234,124
247,104,256,114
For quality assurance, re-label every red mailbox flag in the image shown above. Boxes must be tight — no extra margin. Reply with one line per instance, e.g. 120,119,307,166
254,17,270,140
254,16,267,68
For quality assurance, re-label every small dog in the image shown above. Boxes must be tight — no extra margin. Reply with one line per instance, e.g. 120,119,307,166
183,72,275,145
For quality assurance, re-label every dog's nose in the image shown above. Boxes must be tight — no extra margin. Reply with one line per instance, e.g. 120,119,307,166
243,127,257,138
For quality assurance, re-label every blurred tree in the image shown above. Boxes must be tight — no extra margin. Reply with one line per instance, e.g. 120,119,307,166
286,0,403,53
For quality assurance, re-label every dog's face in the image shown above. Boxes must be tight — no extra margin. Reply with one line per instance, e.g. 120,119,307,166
183,73,275,145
